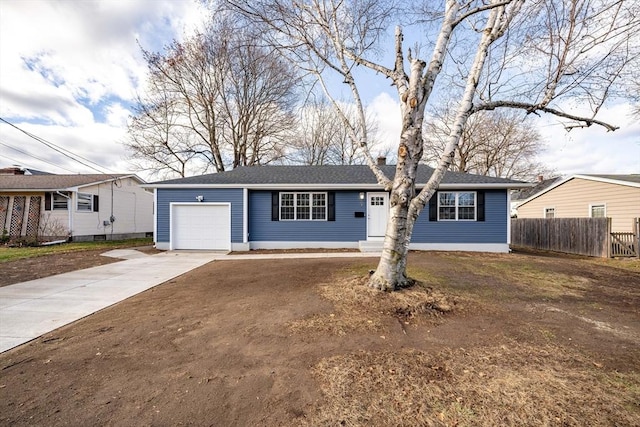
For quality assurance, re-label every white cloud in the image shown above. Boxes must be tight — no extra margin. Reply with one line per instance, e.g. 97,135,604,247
537,103,640,176
0,0,207,178
368,92,401,156
1,0,637,180
368,92,639,176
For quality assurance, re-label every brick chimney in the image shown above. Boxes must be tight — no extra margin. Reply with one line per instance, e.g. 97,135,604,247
377,156,387,166
537,174,544,182
0,166,25,175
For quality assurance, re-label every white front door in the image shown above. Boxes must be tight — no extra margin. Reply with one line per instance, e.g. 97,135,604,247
367,192,388,239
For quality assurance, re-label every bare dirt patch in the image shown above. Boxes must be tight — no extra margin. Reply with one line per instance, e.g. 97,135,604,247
0,252,639,426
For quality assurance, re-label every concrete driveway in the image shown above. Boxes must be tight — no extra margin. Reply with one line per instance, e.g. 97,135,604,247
0,250,219,353
0,249,381,354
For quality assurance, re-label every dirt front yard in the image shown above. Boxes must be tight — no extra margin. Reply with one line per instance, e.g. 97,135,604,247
1,251,639,426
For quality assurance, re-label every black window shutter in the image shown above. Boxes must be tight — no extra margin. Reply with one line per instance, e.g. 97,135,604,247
428,192,438,221
93,195,99,212
477,191,485,221
44,192,51,210
271,192,279,221
327,192,335,221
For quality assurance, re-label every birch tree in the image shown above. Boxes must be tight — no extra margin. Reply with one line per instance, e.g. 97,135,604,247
228,0,640,291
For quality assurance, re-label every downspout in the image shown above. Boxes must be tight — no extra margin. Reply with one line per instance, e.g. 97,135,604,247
110,181,115,240
243,187,248,249
507,190,512,251
153,188,157,247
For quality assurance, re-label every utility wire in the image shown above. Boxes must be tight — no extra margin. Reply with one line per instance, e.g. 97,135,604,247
0,140,78,173
0,117,118,174
0,153,31,166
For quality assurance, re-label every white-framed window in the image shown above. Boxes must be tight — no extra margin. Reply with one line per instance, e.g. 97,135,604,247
280,192,326,221
544,207,555,218
370,196,385,206
438,191,476,221
77,193,96,212
590,204,606,218
52,193,68,210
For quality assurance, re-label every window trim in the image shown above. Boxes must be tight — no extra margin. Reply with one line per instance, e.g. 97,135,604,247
77,192,94,212
279,192,327,221
544,207,555,219
437,191,477,221
589,203,606,218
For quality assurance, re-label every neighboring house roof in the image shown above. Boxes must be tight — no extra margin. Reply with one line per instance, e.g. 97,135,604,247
0,174,143,192
22,168,54,175
516,174,640,208
511,176,563,203
0,166,54,176
584,174,640,185
146,165,529,189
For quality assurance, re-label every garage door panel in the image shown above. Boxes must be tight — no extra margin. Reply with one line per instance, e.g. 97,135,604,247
171,204,230,250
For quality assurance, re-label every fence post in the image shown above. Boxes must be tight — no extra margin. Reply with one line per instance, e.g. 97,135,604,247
606,217,612,258
635,218,640,259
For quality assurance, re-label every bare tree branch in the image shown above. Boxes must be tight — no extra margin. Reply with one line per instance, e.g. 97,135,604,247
471,101,619,131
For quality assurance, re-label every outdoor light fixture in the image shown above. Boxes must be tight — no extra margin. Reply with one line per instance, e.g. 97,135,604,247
359,192,365,200
196,195,204,202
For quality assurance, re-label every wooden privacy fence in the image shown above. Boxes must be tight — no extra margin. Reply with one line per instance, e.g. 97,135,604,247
511,217,615,258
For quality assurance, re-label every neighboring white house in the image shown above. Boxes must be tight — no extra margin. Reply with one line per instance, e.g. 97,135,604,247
514,174,640,233
0,168,153,241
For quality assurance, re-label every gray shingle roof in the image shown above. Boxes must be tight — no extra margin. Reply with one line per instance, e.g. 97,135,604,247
511,176,562,201
150,165,525,186
0,174,133,191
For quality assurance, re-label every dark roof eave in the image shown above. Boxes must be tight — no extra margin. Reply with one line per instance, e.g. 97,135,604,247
143,182,532,190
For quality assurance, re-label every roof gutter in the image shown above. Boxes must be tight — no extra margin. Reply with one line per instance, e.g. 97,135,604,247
143,182,533,190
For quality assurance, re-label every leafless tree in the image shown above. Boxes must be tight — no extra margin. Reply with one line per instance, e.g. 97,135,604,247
289,98,383,165
228,0,640,290
125,12,299,178
423,106,553,180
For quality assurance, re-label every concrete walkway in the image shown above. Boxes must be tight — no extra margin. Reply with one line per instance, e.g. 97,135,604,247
0,250,381,353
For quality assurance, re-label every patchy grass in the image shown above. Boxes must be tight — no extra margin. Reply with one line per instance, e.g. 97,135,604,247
306,341,640,426
0,238,153,262
295,253,640,426
1,253,638,426
289,275,459,336
590,257,640,273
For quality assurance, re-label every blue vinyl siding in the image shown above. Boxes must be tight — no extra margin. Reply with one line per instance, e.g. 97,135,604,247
249,190,366,241
157,187,508,245
412,190,508,243
156,188,244,243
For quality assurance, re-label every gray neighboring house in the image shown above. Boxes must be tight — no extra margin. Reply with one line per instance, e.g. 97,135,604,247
145,164,529,252
0,170,154,241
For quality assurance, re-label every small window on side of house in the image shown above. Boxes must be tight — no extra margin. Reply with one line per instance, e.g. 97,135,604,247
52,193,68,210
590,204,606,218
77,193,93,212
544,207,555,219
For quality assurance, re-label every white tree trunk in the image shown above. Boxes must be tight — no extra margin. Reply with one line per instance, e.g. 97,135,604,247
369,2,516,291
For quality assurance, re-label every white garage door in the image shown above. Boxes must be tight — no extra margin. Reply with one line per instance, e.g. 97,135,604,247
171,204,230,250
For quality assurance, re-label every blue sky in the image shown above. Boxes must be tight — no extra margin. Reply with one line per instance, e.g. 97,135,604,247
0,0,638,180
